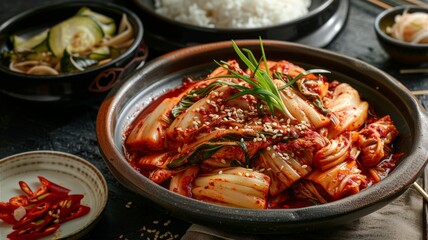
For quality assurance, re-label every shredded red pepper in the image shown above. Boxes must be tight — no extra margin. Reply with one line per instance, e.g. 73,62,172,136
0,176,90,240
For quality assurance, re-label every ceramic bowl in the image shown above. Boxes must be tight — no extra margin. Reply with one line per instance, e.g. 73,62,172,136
132,0,344,52
0,150,108,239
96,40,428,234
0,1,146,105
374,5,428,65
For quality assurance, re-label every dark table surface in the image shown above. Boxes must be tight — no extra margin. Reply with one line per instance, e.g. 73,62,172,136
0,0,427,239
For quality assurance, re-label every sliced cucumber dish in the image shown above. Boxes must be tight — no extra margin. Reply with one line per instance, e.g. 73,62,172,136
1,7,135,75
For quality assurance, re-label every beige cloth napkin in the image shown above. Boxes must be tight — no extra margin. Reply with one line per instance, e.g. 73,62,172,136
182,182,424,240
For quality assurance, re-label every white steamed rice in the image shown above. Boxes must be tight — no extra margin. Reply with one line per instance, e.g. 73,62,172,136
154,0,312,29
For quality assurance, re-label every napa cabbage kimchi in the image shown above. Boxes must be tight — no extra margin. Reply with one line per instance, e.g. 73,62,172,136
124,42,401,209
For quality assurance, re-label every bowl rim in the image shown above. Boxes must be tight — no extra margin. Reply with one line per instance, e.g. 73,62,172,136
132,0,335,32
0,1,144,80
96,39,428,233
374,5,428,48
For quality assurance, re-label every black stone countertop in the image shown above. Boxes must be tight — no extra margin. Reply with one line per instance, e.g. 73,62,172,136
0,0,427,239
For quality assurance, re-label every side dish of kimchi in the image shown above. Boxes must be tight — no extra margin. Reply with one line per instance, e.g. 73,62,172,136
123,40,401,209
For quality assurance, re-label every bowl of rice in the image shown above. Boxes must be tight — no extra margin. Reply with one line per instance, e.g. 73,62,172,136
132,0,342,52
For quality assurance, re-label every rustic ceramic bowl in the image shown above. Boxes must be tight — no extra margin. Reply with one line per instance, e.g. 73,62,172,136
0,1,146,105
0,150,108,239
132,0,344,52
374,5,428,65
96,40,428,234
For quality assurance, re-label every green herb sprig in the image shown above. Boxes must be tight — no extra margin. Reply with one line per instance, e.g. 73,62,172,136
277,69,331,90
213,38,293,118
213,38,336,123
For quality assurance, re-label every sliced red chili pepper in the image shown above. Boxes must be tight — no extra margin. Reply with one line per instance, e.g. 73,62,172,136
27,201,50,219
3,176,90,240
58,194,84,221
29,214,55,233
7,222,60,240
0,212,17,224
9,196,28,209
0,202,16,224
0,201,13,214
32,184,47,199
13,201,51,230
28,191,68,204
62,205,90,223
38,176,70,194
18,181,33,197
23,203,36,211
11,214,55,236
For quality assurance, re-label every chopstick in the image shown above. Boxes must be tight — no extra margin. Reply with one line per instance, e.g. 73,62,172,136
367,0,428,9
368,0,394,9
401,68,428,74
403,0,428,7
411,90,428,96
400,68,428,95
413,182,428,202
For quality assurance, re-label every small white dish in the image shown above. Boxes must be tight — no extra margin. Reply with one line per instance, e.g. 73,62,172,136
0,150,108,240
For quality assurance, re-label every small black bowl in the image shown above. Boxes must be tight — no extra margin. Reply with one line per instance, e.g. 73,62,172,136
0,1,146,105
374,5,428,65
132,0,342,52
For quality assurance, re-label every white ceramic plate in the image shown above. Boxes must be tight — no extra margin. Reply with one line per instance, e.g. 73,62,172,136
0,151,108,240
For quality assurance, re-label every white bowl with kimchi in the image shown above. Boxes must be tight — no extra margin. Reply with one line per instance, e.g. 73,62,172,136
96,39,428,234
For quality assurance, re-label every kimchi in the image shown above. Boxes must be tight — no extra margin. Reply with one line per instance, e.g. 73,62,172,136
124,40,401,209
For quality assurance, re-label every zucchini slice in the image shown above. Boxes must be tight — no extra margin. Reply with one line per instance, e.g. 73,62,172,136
76,7,114,24
61,49,98,73
76,7,117,36
48,16,104,58
13,29,49,51
89,46,110,60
